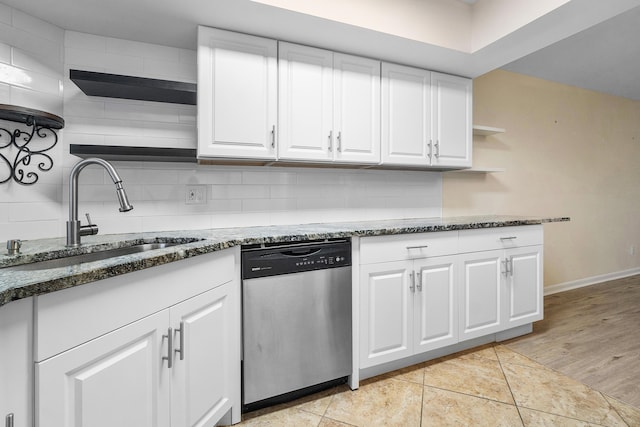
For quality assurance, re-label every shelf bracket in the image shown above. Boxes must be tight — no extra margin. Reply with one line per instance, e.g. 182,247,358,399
0,104,64,185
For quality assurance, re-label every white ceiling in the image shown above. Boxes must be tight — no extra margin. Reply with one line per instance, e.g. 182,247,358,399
502,5,640,101
3,0,640,100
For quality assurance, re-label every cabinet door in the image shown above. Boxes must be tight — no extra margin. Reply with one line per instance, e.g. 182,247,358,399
359,261,413,368
333,53,381,164
431,72,472,168
170,281,238,427
36,311,170,427
0,298,32,427
381,63,431,166
278,42,334,161
413,256,458,353
197,26,277,159
504,246,543,328
459,250,503,340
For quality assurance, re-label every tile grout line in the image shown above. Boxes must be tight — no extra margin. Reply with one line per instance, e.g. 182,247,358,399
493,345,526,426
419,365,425,427
496,346,627,426
599,392,631,427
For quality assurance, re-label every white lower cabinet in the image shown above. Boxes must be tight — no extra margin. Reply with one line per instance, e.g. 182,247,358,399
414,256,458,354
358,225,543,371
0,298,33,427
36,282,237,427
36,310,171,427
359,254,457,368
459,246,543,341
171,283,236,427
34,249,241,427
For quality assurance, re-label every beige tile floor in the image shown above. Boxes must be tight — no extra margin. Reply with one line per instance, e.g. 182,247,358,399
238,344,640,427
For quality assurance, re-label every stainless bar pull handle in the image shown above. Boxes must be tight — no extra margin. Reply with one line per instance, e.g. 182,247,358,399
174,322,185,361
434,140,440,158
409,271,415,293
406,245,429,250
6,414,14,427
337,131,342,152
328,131,333,152
163,327,173,369
416,272,422,292
270,125,276,148
427,139,432,160
500,236,517,240
501,259,509,276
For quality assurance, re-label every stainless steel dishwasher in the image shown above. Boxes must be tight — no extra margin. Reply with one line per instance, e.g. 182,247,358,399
241,240,352,411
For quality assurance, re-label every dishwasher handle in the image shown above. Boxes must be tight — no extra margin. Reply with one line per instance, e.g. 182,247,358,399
280,248,322,257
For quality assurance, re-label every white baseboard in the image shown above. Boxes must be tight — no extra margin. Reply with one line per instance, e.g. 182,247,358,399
544,267,640,295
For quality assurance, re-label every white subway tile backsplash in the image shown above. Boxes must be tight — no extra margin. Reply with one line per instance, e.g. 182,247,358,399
297,197,346,210
64,31,106,51
0,42,9,64
0,203,9,222
0,3,11,25
10,28,63,71
211,212,270,229
296,171,345,185
89,214,143,236
142,214,212,233
179,169,243,185
106,37,181,62
141,185,184,202
63,99,106,118
242,170,297,185
12,46,62,77
124,200,180,216
0,220,63,241
1,183,61,203
11,9,64,45
103,100,182,123
179,49,196,65
211,184,270,200
142,58,196,82
0,82,10,103
65,48,143,75
8,202,62,222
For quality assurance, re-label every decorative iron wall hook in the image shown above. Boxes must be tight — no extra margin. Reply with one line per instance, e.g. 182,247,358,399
0,104,64,185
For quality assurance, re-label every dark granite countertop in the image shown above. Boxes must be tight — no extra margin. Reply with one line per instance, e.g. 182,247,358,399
0,215,568,308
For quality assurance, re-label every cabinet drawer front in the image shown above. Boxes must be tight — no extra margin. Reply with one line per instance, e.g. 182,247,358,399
35,249,236,362
360,231,458,264
458,225,542,253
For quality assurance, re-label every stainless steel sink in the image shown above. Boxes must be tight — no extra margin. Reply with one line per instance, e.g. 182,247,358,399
3,241,191,271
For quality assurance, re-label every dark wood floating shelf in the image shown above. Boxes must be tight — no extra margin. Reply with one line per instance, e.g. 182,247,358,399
0,104,64,129
70,144,197,163
69,69,197,105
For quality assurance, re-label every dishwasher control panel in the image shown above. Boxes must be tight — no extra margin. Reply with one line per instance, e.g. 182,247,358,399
241,240,351,279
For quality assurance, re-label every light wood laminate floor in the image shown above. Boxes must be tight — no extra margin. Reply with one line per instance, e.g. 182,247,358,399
505,274,640,409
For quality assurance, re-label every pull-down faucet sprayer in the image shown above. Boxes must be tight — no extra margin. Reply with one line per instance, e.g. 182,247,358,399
66,158,133,247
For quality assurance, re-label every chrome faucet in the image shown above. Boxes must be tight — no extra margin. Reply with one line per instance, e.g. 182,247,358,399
66,158,134,247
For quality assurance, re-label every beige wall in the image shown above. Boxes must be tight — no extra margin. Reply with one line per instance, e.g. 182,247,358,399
443,69,640,287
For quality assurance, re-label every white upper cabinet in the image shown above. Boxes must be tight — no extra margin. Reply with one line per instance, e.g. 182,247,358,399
196,27,471,168
278,42,334,162
382,65,472,168
279,42,381,164
333,53,381,164
381,62,432,166
197,27,277,160
431,72,472,168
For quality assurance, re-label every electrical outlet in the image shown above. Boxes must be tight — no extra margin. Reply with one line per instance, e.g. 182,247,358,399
185,185,207,205
630,245,637,256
